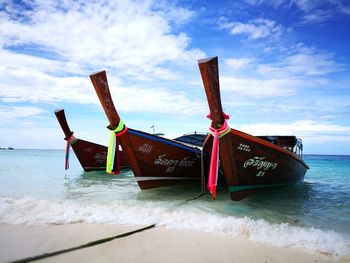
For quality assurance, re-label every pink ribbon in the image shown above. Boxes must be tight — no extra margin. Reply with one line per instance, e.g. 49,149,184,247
207,114,230,200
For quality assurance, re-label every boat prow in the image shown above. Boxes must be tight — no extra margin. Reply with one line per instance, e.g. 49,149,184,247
198,57,309,201
90,71,203,189
54,109,128,172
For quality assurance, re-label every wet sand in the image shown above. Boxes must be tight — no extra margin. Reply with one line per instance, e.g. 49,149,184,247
0,223,346,263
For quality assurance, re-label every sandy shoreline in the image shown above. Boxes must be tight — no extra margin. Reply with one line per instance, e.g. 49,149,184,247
0,223,347,263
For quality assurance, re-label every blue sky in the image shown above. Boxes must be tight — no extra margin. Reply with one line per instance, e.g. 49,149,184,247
0,0,349,154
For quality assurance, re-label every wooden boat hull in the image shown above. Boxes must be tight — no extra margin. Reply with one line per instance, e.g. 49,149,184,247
90,70,203,189
127,129,202,189
212,129,308,200
68,139,108,172
198,56,309,201
68,139,129,172
54,109,128,172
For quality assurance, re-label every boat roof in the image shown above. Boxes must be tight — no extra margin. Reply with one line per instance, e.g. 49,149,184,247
257,136,298,147
173,133,300,148
173,132,208,147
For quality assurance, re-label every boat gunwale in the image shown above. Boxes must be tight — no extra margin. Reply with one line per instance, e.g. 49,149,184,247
127,128,202,154
231,128,310,169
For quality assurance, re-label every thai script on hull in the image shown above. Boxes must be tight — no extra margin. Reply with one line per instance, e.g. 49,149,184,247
154,154,198,173
243,157,278,171
94,152,107,164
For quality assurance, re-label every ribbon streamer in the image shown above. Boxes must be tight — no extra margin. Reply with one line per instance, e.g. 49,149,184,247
65,134,77,170
107,120,128,174
207,113,231,199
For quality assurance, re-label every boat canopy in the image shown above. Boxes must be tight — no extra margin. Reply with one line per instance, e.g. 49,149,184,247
174,133,303,156
257,135,304,156
174,132,208,147
257,136,297,148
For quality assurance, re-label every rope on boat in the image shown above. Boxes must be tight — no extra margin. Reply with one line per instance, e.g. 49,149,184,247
190,143,201,159
176,143,209,206
64,134,77,170
178,147,210,205
106,120,128,174
200,145,207,194
9,224,156,263
183,193,207,204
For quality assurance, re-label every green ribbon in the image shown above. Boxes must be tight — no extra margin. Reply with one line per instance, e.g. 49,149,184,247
106,120,126,174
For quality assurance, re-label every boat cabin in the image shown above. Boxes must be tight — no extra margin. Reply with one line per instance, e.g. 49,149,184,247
174,133,304,157
174,132,208,147
257,136,304,157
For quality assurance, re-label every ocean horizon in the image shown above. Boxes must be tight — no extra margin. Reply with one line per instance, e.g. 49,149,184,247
0,149,349,257
2,148,349,156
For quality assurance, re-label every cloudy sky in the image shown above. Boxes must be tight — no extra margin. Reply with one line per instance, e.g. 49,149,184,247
1,0,349,154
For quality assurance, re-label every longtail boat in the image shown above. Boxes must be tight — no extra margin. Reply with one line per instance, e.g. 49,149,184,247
54,109,128,172
90,71,203,189
198,57,309,201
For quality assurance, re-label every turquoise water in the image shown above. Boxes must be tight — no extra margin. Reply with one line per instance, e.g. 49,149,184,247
0,149,349,256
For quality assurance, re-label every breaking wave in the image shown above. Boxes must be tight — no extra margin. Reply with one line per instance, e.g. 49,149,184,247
0,196,349,258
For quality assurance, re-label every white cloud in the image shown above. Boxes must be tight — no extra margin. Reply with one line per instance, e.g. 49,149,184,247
285,53,342,75
219,50,340,98
340,5,350,15
0,0,204,80
225,58,254,70
244,0,350,23
245,0,326,12
0,106,45,121
0,65,96,104
111,85,206,116
0,65,206,116
239,120,350,141
220,76,296,98
257,52,342,77
301,9,333,24
222,18,284,39
155,4,196,25
0,49,84,75
245,0,285,8
0,0,207,118
291,0,318,12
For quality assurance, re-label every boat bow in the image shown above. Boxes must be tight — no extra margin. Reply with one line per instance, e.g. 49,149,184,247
198,57,238,199
90,71,142,176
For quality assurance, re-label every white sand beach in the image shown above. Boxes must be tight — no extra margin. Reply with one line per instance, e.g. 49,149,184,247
1,223,347,263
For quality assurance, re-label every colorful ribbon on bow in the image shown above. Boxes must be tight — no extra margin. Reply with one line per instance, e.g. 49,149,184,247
65,134,77,170
207,113,231,199
107,120,128,174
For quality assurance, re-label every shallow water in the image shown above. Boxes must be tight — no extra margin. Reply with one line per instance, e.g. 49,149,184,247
0,149,349,256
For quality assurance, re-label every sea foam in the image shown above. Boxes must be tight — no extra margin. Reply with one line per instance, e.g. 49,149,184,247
1,197,349,257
